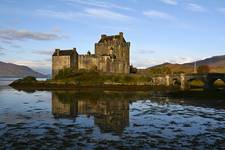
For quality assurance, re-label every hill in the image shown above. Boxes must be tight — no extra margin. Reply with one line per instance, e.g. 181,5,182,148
0,61,47,78
185,55,225,67
140,55,225,74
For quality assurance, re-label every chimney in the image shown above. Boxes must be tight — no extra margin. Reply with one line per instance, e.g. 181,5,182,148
73,47,77,52
119,32,123,37
73,48,77,55
55,49,60,56
101,34,106,38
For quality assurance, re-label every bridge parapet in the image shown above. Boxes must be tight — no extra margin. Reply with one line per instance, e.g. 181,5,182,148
151,74,182,88
150,73,225,90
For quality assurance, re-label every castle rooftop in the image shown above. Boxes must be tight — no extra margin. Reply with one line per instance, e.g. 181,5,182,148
98,32,126,43
52,48,77,56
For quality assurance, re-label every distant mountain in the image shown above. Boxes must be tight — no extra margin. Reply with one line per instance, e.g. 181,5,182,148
0,61,47,78
184,55,225,67
140,55,225,74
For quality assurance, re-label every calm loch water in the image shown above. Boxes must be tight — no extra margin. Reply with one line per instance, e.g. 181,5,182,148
0,80,225,149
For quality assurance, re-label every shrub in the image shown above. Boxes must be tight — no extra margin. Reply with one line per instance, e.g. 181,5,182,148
149,66,171,75
112,76,121,83
123,75,133,82
53,68,156,85
130,65,137,74
14,76,37,84
22,76,37,82
55,68,75,79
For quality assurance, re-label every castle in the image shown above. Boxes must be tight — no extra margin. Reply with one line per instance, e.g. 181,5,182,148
52,32,130,78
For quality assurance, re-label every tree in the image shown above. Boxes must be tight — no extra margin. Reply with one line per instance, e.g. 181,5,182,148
149,66,171,75
130,65,137,74
197,65,210,74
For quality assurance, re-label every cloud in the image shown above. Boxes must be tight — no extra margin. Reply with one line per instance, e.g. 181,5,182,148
9,44,21,48
84,8,133,21
0,46,7,51
0,39,22,49
167,57,195,64
12,59,51,72
34,50,53,56
0,46,6,55
36,9,83,21
63,0,133,11
0,29,62,42
135,49,155,54
37,8,133,22
132,54,196,69
143,10,176,21
219,8,225,14
12,59,51,74
160,0,177,5
2,0,16,3
51,27,61,33
101,25,132,31
132,57,164,69
187,3,206,12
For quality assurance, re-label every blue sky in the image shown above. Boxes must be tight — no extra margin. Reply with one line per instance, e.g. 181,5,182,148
0,0,225,74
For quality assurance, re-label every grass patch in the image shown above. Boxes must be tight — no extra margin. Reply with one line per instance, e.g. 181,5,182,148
53,69,153,85
13,76,37,84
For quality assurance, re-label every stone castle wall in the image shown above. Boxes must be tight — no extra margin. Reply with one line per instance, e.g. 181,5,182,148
77,55,129,74
78,55,98,70
52,33,130,78
52,55,71,78
95,42,130,62
52,49,78,78
94,34,130,74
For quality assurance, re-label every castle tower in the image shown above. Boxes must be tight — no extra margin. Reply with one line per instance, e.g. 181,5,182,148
94,32,130,73
52,48,78,78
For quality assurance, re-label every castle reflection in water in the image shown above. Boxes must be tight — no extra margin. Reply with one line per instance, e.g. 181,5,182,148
51,91,147,133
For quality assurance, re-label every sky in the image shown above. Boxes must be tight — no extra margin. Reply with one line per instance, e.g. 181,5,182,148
0,0,225,74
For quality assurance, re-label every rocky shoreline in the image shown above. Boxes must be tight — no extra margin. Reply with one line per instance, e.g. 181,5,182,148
9,77,225,99
9,80,178,91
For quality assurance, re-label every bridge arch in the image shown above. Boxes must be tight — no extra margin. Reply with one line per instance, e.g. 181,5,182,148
208,77,225,90
187,77,206,89
172,78,181,86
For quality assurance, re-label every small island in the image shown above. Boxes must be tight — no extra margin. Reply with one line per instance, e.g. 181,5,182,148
9,32,171,91
9,32,225,92
9,69,178,91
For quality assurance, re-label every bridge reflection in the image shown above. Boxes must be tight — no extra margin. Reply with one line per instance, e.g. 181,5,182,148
52,91,152,133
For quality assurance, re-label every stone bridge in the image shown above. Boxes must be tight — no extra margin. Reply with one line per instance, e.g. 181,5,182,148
151,73,225,90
